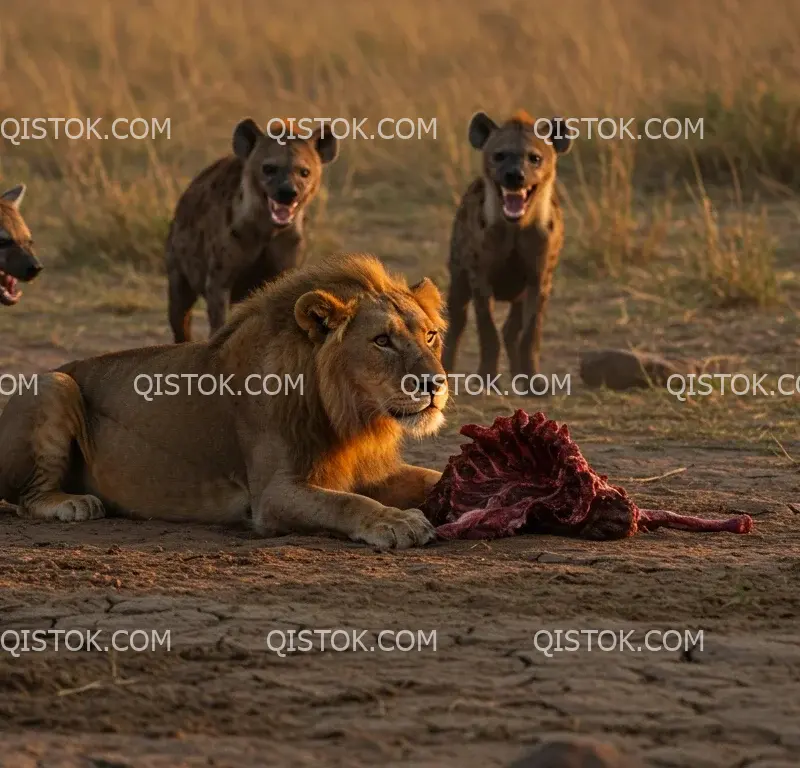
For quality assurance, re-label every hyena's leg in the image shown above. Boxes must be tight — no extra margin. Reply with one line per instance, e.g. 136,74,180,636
205,259,233,336
17,373,105,522
471,283,501,378
502,299,524,375
441,269,471,372
167,264,198,344
518,283,552,378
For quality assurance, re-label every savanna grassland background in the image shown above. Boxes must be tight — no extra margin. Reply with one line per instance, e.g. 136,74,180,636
1,0,799,442
1,3,800,766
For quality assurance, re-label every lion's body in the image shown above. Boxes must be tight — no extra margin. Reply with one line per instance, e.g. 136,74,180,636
0,253,448,550
442,111,571,380
165,118,338,342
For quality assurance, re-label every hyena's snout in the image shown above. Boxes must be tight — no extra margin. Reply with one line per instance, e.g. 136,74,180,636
3,246,43,282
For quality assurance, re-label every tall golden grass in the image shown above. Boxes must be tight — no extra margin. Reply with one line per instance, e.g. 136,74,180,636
0,0,797,303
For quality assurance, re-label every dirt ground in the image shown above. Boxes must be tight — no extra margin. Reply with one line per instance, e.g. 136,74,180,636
1,223,800,767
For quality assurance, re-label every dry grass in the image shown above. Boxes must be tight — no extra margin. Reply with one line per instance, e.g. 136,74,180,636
0,0,796,303
0,0,798,449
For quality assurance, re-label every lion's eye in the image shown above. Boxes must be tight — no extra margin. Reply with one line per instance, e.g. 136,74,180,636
426,330,437,345
297,167,310,178
374,334,391,347
528,153,541,166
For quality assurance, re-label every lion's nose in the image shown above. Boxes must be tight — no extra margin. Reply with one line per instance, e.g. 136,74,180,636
420,374,447,397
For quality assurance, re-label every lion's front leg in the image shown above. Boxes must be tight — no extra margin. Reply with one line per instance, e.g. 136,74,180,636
252,477,436,551
357,463,442,510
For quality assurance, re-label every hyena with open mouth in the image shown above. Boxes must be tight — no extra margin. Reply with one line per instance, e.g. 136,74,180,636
442,110,572,381
165,118,338,342
0,184,43,307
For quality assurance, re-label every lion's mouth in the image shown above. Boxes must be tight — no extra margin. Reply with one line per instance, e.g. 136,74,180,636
268,198,299,227
386,401,444,436
0,271,22,306
387,403,437,421
500,185,537,221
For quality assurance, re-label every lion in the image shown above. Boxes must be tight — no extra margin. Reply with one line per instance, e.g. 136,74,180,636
0,253,449,550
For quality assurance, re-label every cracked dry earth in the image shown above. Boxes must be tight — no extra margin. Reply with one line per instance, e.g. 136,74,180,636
1,439,799,768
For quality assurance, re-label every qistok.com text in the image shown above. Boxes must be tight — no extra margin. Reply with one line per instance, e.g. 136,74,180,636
133,373,304,401
266,629,437,657
1,629,171,657
403,373,571,398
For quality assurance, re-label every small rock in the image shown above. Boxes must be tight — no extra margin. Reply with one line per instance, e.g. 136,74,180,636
579,348,684,390
579,348,738,391
532,552,574,564
508,738,642,767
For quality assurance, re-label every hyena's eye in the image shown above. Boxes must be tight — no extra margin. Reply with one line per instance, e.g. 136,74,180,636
528,153,541,166
262,163,279,176
492,151,507,163
297,167,310,178
373,334,391,348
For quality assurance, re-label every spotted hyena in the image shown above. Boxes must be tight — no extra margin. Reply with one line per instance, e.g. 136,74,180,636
442,110,572,380
165,118,338,342
0,184,43,307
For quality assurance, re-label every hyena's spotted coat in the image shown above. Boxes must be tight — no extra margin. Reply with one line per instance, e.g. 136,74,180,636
165,118,338,342
442,110,572,380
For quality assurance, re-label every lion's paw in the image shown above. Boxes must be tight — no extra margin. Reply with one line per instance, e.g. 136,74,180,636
354,507,437,551
51,494,106,522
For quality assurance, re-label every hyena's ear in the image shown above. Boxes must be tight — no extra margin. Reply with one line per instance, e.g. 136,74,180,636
1,184,26,209
312,128,339,165
295,289,356,343
547,117,573,155
411,277,447,330
232,118,263,159
468,112,498,150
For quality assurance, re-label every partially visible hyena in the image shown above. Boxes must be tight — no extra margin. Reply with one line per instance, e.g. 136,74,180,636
165,118,338,342
442,110,572,380
0,184,43,307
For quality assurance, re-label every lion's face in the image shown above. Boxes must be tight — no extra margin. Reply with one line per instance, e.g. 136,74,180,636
295,277,449,439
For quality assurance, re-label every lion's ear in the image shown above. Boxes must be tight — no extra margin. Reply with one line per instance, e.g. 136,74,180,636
410,277,446,329
411,277,442,311
295,290,355,343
